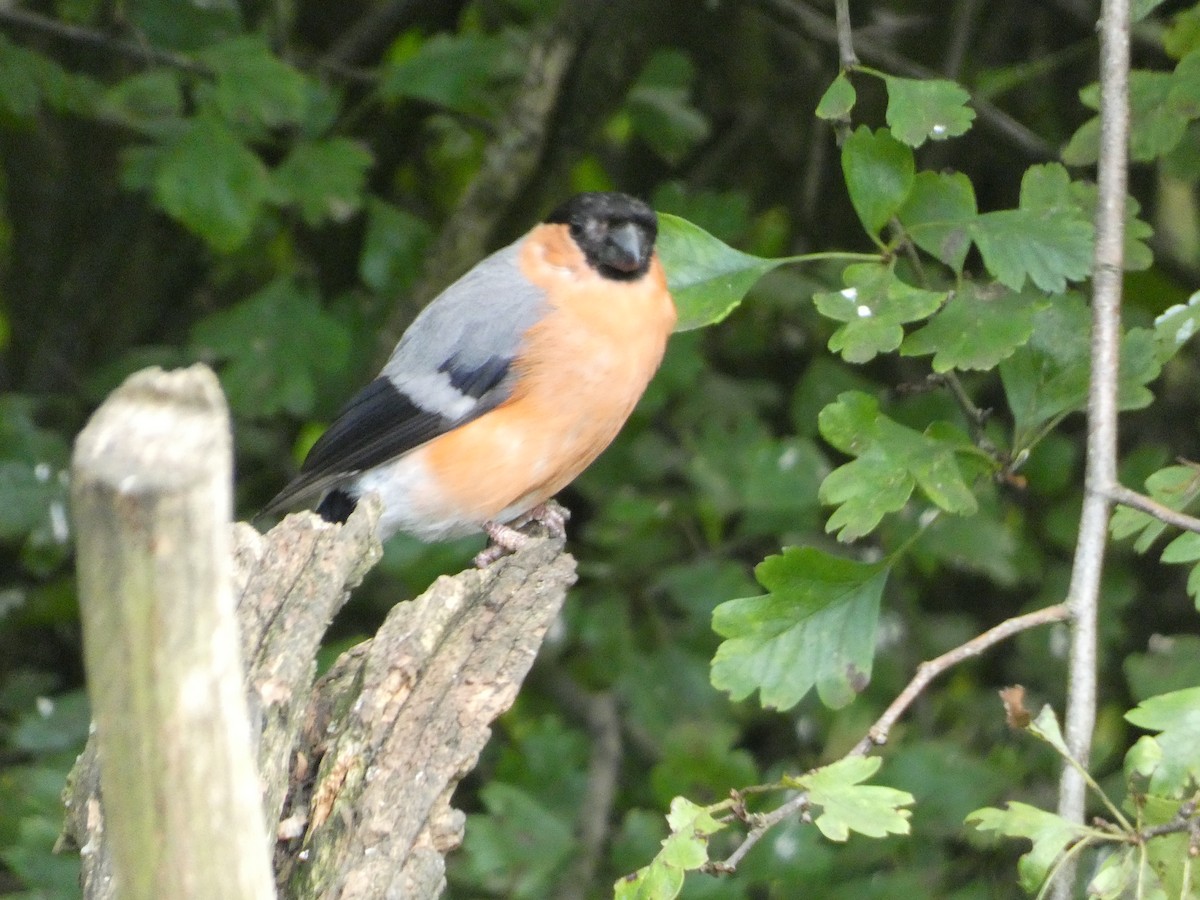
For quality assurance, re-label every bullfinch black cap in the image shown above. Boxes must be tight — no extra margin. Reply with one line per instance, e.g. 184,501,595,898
546,192,658,281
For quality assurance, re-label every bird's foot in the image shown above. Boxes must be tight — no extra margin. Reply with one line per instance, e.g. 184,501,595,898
473,501,572,567
474,521,530,567
512,500,571,537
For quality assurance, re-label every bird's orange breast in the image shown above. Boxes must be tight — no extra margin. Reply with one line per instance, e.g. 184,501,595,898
417,223,676,523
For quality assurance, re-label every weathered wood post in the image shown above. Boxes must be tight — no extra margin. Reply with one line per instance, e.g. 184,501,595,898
64,363,578,899
70,365,275,899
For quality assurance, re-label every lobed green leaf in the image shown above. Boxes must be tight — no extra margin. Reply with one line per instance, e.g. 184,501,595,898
711,546,886,710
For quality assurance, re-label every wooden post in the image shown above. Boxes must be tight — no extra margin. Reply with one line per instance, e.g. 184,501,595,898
70,366,275,900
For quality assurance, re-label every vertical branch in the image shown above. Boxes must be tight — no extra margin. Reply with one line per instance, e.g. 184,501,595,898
70,366,275,900
834,0,859,68
1054,0,1130,896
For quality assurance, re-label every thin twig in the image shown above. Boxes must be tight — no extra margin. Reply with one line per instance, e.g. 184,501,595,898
850,603,1071,757
706,793,810,875
763,0,1053,158
833,0,858,69
1053,0,1131,896
0,6,208,74
1107,484,1200,535
560,691,622,900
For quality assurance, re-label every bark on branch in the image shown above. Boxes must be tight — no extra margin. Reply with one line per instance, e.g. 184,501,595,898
61,365,577,899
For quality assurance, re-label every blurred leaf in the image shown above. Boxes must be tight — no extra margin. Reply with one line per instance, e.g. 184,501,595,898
1124,687,1200,797
359,200,434,296
197,35,311,130
0,463,65,544
900,282,1047,372
0,34,101,118
1110,465,1200,552
1125,635,1200,701
1001,295,1161,447
813,263,945,364
460,782,575,898
10,690,89,755
615,798,723,900
711,546,887,710
190,277,352,417
128,0,240,51
627,50,710,164
967,802,1090,893
1064,69,1193,165
657,213,783,331
841,126,915,237
153,113,269,251
1066,180,1155,272
380,31,517,118
818,392,978,541
1133,0,1171,21
793,756,914,841
0,36,42,118
816,73,856,120
882,75,975,147
270,137,372,226
100,69,184,127
1087,848,1139,900
1153,290,1200,363
1025,705,1071,758
897,170,977,272
650,183,752,243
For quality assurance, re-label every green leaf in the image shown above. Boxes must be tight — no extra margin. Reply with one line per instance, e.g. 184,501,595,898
1153,290,1200,363
461,782,575,899
190,277,351,417
0,462,66,543
1110,466,1200,552
813,263,945,363
358,200,434,296
1025,705,1072,758
1087,848,1139,900
882,75,975,147
197,35,311,130
818,392,978,541
816,73,856,120
794,756,914,841
615,798,724,900
710,546,887,710
841,126,916,237
971,165,1094,293
897,170,977,272
1124,688,1200,797
270,138,372,227
380,31,517,118
1133,0,1171,20
1000,295,1162,446
1169,48,1200,119
1126,635,1200,701
656,213,783,331
100,69,184,126
153,114,269,252
0,35,42,118
967,802,1090,893
1064,70,1190,165
900,281,1047,372
1067,180,1155,272
626,50,710,164
1162,532,1200,604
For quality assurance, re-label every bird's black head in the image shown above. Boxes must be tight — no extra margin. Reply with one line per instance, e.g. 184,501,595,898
546,192,658,281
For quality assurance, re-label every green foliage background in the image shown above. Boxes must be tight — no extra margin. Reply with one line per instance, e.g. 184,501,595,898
1,0,1200,897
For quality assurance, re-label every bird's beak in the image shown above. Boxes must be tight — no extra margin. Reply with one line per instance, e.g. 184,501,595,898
605,222,646,272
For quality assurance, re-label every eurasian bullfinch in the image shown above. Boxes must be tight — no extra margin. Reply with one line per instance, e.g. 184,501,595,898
262,191,676,565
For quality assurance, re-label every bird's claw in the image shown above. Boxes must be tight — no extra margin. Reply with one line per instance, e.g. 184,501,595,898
473,501,572,567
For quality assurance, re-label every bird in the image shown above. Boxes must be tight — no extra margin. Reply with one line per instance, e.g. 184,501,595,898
261,191,677,566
